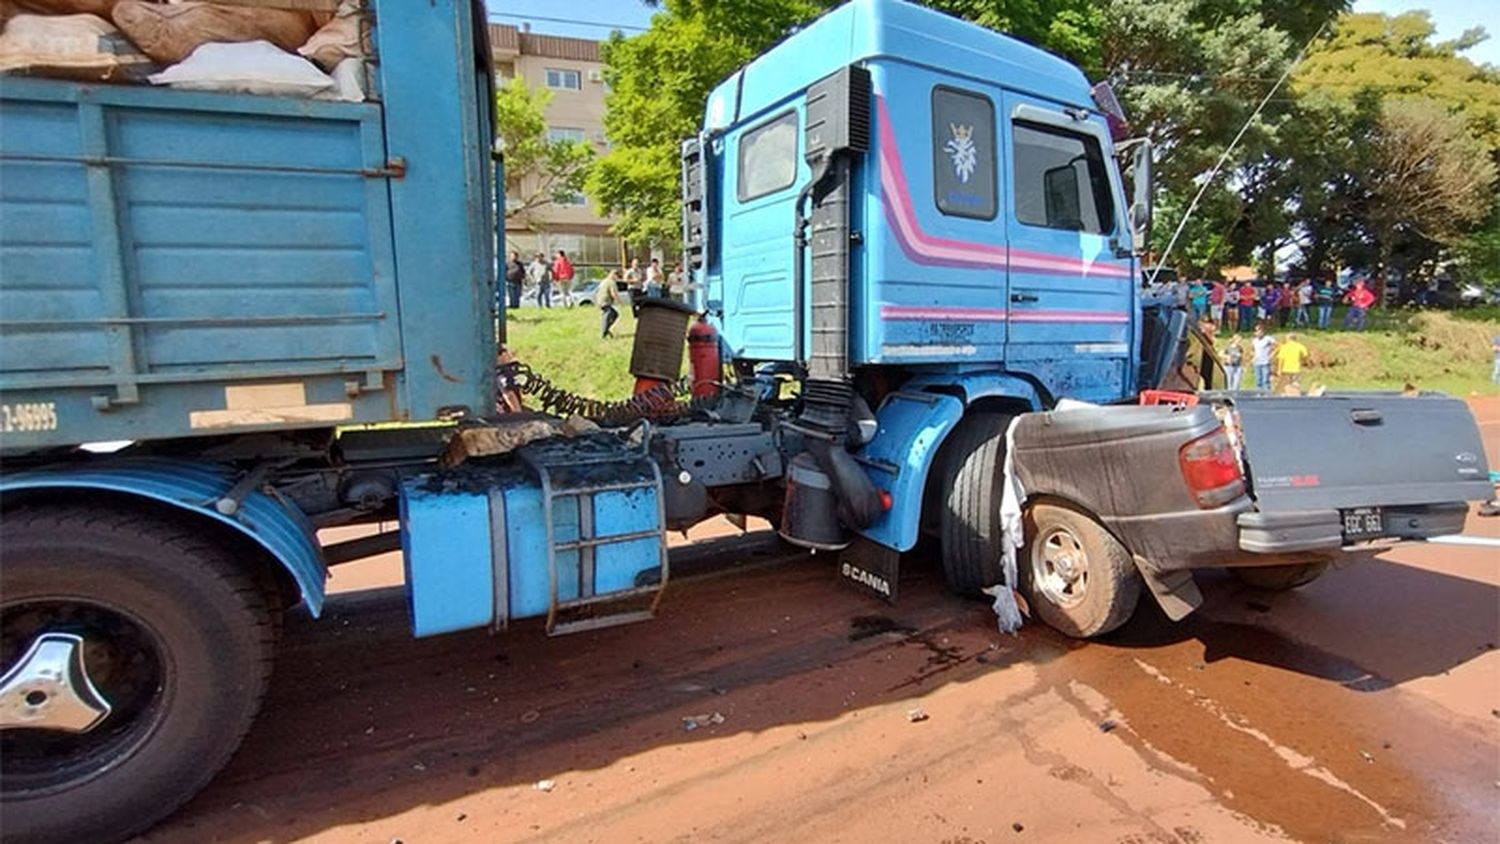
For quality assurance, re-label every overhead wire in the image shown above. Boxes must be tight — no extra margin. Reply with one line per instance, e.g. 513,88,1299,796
1145,21,1330,286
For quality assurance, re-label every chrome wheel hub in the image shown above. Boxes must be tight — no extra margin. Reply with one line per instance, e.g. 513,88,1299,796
1034,527,1089,607
0,633,111,733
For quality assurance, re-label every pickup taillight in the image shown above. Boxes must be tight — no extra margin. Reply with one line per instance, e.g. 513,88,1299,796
1178,428,1246,509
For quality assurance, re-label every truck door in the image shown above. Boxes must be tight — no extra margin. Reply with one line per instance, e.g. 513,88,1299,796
1001,93,1134,401
720,109,804,360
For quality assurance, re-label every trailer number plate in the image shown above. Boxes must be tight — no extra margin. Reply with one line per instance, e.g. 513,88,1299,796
1,402,58,434
1341,507,1384,540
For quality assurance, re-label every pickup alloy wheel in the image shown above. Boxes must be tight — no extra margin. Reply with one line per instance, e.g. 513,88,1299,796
0,505,274,844
1021,503,1141,638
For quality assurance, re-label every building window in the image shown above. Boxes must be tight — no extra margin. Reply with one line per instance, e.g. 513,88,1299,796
1012,122,1115,235
931,86,997,220
737,110,798,202
556,191,587,206
547,126,586,144
545,68,581,90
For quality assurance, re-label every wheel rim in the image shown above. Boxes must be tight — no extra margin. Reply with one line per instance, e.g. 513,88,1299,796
0,600,167,797
1032,526,1089,608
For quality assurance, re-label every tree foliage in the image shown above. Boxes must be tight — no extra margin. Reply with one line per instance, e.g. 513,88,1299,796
587,0,831,245
1365,99,1497,288
496,77,594,224
589,0,1500,290
1281,12,1500,289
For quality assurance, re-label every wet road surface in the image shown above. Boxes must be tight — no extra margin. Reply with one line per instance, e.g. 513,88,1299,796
140,403,1500,844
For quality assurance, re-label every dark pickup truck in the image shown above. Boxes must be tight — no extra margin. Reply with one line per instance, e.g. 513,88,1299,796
1007,388,1489,637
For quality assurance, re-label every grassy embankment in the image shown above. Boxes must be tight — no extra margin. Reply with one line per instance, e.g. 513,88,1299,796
1218,306,1499,396
504,305,1500,399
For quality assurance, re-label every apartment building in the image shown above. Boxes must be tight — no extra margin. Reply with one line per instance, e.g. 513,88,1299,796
490,23,619,273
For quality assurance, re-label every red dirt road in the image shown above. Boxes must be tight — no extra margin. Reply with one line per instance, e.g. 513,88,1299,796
140,403,1500,844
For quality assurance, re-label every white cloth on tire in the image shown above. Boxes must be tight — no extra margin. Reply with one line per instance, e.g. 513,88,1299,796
985,401,1097,634
984,415,1027,634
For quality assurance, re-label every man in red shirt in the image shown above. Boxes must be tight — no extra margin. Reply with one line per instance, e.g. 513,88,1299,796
1236,283,1259,333
1209,279,1228,329
1342,279,1375,331
551,249,576,307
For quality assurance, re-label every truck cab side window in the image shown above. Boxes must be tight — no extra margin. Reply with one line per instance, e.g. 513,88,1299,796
931,86,997,220
1013,122,1114,234
737,111,798,202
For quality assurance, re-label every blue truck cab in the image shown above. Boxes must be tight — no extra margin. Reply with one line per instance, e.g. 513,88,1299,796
692,0,1139,404
0,2,1490,842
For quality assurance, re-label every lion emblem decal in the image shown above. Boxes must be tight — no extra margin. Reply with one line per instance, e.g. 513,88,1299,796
945,123,977,184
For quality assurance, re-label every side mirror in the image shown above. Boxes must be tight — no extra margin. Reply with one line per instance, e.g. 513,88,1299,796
1127,139,1153,255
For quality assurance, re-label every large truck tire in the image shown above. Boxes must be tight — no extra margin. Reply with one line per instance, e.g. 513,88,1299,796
1232,560,1330,592
937,412,1013,595
1020,502,1141,638
0,505,275,844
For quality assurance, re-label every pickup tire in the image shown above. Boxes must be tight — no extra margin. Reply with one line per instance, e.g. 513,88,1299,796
1232,561,1330,591
0,506,274,844
1020,503,1141,638
937,412,1012,595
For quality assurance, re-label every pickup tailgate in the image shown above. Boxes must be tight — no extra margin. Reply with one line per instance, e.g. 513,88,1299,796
1232,394,1491,512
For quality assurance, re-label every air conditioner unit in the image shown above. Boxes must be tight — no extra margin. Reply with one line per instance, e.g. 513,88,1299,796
587,69,604,83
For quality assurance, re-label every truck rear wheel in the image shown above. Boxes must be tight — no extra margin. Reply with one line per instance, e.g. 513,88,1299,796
1020,503,1141,638
0,506,274,844
937,412,1013,595
1232,561,1330,592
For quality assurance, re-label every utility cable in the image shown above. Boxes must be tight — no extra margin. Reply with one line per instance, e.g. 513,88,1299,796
1145,22,1329,286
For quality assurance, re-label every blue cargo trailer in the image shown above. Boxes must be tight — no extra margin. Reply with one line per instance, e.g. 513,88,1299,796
0,0,497,451
0,3,1489,843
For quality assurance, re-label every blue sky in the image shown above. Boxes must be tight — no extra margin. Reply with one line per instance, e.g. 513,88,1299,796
484,0,1495,67
483,0,654,39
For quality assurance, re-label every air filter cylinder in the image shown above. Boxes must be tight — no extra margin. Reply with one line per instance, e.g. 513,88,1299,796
630,298,695,381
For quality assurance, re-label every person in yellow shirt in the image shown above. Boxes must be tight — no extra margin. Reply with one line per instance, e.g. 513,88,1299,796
1274,332,1309,390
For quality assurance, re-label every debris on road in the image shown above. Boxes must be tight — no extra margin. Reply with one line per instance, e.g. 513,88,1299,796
1359,750,1375,763
519,709,541,723
1012,821,1025,833
1098,719,1118,734
906,707,929,723
682,712,725,731
534,779,556,793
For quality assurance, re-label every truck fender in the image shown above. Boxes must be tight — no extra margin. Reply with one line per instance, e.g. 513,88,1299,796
902,371,1043,410
0,458,326,616
854,391,964,551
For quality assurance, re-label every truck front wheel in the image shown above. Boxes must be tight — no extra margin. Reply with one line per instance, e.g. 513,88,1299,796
937,412,1013,595
0,505,275,844
1020,503,1141,638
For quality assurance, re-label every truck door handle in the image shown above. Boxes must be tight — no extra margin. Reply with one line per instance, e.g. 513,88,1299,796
1010,292,1039,303
1350,408,1382,425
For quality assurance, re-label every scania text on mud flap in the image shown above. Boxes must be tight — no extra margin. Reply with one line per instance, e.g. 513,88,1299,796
0,1,1489,842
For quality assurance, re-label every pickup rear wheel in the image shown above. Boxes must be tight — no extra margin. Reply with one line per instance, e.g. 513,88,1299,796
0,506,274,844
1021,503,1141,638
937,412,1013,595
1232,561,1330,591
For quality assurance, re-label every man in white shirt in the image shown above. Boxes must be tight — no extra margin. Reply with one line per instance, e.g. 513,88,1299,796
1251,322,1277,390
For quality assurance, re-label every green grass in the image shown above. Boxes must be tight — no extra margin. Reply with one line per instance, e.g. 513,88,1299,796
1217,308,1500,396
504,305,638,400
504,304,1500,401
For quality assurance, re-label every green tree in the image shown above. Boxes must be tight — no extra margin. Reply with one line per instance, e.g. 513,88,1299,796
1365,98,1496,294
1297,12,1500,147
1282,12,1500,294
496,77,595,224
587,0,832,246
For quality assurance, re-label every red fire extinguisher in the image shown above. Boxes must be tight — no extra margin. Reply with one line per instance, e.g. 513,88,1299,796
687,316,721,398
